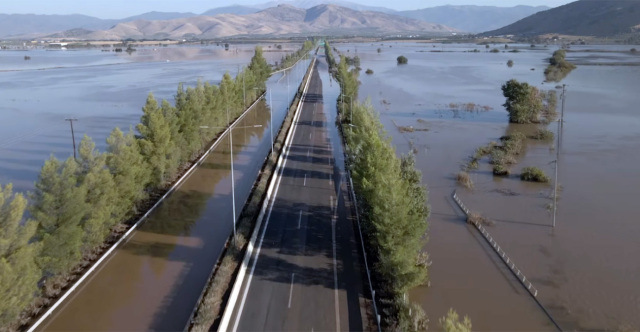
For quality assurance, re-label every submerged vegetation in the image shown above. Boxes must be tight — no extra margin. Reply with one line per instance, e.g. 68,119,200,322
327,41,431,330
544,49,576,82
457,171,474,189
530,128,555,141
0,47,272,329
397,55,408,64
520,166,551,183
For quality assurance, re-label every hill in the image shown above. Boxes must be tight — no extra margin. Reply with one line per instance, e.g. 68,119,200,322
201,6,260,16
0,14,114,37
83,4,455,40
397,5,549,33
483,0,640,36
255,0,395,13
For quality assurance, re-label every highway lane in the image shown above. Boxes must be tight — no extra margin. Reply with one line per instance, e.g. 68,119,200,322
229,56,365,331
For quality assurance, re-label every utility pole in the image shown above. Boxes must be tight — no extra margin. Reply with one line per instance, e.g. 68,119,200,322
269,89,273,154
552,103,561,228
561,84,566,128
65,118,78,160
227,108,236,242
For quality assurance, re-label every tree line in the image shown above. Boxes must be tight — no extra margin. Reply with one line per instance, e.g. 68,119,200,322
276,40,314,71
0,47,271,328
326,41,432,331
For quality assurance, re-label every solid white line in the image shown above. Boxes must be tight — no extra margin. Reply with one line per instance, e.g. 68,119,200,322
307,148,310,158
298,210,302,229
331,194,340,332
288,273,295,309
304,173,307,186
228,58,315,332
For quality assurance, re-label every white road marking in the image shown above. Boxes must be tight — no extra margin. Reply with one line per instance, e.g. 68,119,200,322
288,273,295,308
307,148,310,158
331,194,340,332
304,174,307,186
231,59,314,332
298,210,302,229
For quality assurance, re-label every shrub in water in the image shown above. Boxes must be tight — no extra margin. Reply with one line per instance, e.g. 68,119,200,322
520,166,550,183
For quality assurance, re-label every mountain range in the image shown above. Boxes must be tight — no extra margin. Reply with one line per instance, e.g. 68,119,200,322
484,0,640,37
77,4,455,40
0,1,550,38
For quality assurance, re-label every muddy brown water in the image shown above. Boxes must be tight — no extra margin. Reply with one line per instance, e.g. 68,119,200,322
338,42,640,331
0,45,312,330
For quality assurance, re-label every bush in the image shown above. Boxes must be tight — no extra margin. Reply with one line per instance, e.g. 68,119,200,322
457,171,474,189
490,48,500,53
440,308,472,332
365,68,374,75
507,60,514,67
397,55,408,64
530,129,554,140
545,49,576,82
520,166,550,183
493,164,510,176
631,48,637,53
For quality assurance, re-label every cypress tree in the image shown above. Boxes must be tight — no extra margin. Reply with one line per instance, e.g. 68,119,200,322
77,136,119,251
0,184,40,326
137,93,175,187
106,127,150,219
31,156,86,276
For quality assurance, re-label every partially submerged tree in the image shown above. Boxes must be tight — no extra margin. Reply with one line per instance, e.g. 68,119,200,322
397,55,408,65
501,79,543,123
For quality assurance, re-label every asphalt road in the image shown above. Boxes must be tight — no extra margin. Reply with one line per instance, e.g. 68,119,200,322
229,56,365,331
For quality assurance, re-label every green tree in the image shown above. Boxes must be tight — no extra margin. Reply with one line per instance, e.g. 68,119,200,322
248,46,271,87
397,55,408,64
501,79,543,124
106,127,150,219
31,156,86,276
0,184,40,326
440,308,472,332
77,136,119,251
137,93,175,187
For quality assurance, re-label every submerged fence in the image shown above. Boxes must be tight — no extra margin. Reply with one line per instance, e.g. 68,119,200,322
452,191,563,331
452,191,538,297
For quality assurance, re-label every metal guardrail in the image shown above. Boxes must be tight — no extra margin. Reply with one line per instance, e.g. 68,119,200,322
346,174,382,332
452,191,539,298
452,191,563,331
26,93,266,332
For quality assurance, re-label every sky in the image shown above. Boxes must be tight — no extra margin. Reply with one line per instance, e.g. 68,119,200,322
2,0,576,19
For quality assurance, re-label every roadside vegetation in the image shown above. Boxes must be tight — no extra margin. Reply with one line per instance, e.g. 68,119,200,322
0,47,271,330
440,308,472,332
275,40,314,70
327,41,432,331
397,55,408,64
544,49,576,82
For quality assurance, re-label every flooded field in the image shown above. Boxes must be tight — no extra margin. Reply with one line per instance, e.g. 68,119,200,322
0,44,312,329
337,42,640,330
0,44,304,192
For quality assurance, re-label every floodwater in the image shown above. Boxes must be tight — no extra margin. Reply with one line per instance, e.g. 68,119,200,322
337,42,640,330
0,44,305,192
0,45,312,329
